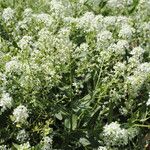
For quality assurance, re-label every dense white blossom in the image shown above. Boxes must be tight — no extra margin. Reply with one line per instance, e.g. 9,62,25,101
0,145,7,150
77,12,96,32
146,93,150,106
5,59,21,73
18,142,30,150
107,0,126,8
36,13,53,27
103,122,128,146
41,136,53,150
17,129,29,142
2,7,14,22
0,92,12,112
115,40,129,54
97,30,112,43
119,24,134,39
13,105,29,123
117,40,129,49
18,36,32,50
97,146,107,150
103,16,116,27
136,63,150,74
38,28,52,42
127,75,145,93
114,62,126,73
50,0,65,16
127,127,139,140
130,47,145,57
23,8,33,18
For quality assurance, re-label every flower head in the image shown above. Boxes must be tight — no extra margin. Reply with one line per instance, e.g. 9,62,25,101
2,7,14,22
13,105,29,123
0,92,12,112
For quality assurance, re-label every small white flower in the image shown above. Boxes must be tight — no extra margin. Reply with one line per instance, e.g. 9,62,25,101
77,12,96,32
136,63,150,74
127,75,145,93
103,122,128,146
5,59,20,73
38,28,52,42
146,93,150,106
18,36,32,50
2,7,14,22
108,43,118,52
97,146,107,150
50,0,65,16
146,99,150,106
41,136,53,150
13,105,29,123
119,24,134,39
114,62,126,72
127,127,139,140
0,92,12,112
23,8,33,18
18,142,30,150
79,0,87,4
107,0,126,8
130,47,145,57
116,40,129,54
0,145,7,150
103,16,116,26
97,30,112,43
117,16,129,26
117,40,129,49
17,129,29,142
36,13,53,27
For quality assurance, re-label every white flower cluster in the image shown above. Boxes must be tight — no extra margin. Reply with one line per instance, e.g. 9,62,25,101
50,0,65,17
107,0,126,9
127,127,139,140
0,92,12,112
127,75,144,94
97,146,107,150
130,46,145,58
108,40,129,55
97,30,112,43
17,142,30,150
18,36,33,50
17,129,29,142
36,13,53,27
119,24,134,39
146,93,150,106
23,8,33,18
0,145,7,150
38,28,52,41
114,62,126,73
13,105,29,123
103,16,116,27
136,63,150,75
103,122,128,146
2,7,14,23
5,59,21,73
77,12,97,32
41,136,53,150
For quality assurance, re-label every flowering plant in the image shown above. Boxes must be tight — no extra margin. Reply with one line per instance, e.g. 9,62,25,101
0,0,150,149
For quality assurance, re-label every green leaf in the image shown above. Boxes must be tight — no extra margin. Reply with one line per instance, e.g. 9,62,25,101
86,106,101,129
64,118,70,129
55,112,63,120
79,138,90,146
72,114,78,130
